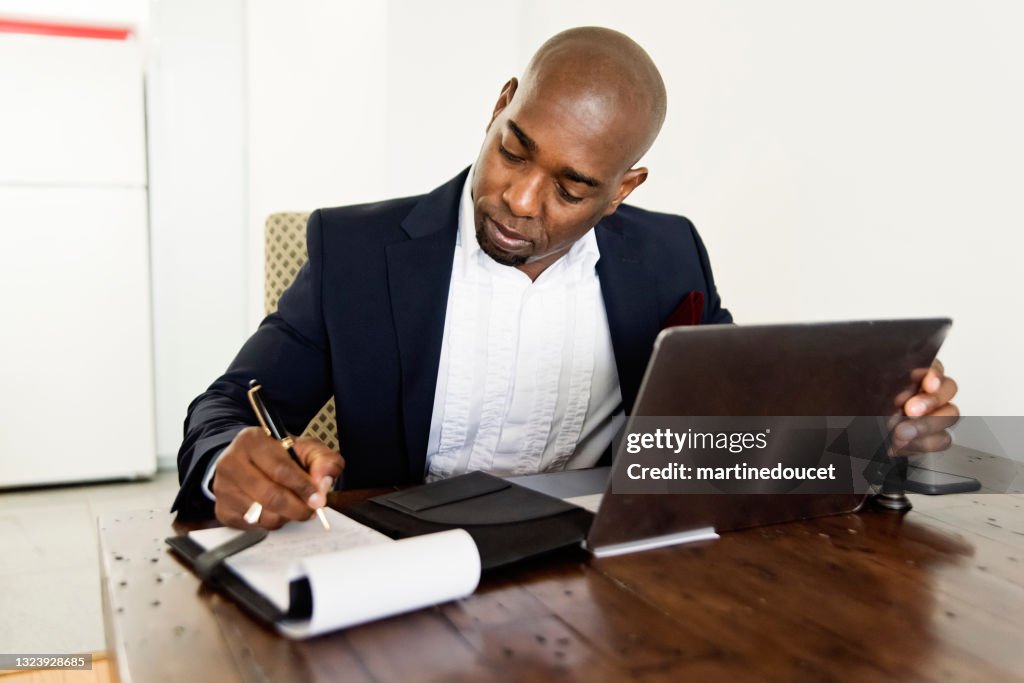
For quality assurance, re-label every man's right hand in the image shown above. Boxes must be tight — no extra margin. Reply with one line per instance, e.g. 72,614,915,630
212,427,345,529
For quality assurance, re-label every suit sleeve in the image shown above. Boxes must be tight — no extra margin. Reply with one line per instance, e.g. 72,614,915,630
687,218,733,325
171,210,334,519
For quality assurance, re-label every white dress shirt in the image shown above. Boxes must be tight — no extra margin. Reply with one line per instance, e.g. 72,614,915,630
424,171,623,480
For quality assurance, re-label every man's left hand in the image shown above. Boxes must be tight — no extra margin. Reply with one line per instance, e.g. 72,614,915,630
892,359,959,454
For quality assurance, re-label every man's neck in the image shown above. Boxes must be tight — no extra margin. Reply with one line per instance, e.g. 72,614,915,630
514,248,572,281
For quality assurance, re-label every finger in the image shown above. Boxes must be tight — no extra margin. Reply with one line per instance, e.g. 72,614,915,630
217,479,293,530
247,439,323,511
890,409,959,448
233,451,318,522
219,428,328,515
224,448,315,518
923,371,941,394
893,387,916,410
214,495,242,529
293,437,345,498
214,482,290,530
920,359,946,394
214,427,315,523
904,376,958,416
258,510,287,530
893,430,954,456
241,470,317,522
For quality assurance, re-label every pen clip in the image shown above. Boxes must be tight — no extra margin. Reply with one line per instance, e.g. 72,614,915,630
246,382,273,437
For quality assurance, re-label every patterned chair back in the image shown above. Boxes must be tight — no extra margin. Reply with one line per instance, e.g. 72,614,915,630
264,212,339,451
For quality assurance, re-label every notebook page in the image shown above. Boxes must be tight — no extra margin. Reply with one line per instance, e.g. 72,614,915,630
189,508,392,611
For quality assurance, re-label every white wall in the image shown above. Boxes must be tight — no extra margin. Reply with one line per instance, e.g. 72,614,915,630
245,0,390,328
382,2,522,199
147,0,249,463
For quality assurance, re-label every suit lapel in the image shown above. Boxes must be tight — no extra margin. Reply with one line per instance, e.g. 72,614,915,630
385,168,467,480
595,213,662,413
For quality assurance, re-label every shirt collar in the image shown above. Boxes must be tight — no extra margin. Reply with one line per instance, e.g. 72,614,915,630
456,166,601,281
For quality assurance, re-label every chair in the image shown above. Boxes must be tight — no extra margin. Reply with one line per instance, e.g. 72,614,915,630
264,212,339,451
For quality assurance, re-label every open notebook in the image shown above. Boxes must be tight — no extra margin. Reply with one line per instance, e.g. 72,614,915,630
168,471,598,638
173,509,480,639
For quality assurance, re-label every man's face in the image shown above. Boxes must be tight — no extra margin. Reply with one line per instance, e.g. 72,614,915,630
471,79,647,279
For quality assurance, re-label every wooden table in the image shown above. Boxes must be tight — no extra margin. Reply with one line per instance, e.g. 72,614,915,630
99,488,1024,682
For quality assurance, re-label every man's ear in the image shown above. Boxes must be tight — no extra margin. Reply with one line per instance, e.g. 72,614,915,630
603,167,648,216
487,77,519,131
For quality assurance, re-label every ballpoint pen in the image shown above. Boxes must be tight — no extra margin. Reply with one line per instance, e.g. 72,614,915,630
246,378,331,531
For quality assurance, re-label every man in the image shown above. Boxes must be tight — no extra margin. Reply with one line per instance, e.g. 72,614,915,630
173,27,958,527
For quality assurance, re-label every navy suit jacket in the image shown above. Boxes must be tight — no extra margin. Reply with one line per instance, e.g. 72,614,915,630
173,168,731,518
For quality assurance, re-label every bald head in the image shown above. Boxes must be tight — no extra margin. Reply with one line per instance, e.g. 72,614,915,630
519,27,667,169
471,27,667,279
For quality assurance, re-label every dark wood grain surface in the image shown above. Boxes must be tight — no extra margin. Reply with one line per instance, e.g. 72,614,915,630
99,489,1024,682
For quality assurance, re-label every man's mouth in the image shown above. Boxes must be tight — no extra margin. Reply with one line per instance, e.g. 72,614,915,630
486,215,531,251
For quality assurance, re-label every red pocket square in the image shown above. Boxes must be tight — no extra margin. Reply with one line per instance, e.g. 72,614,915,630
662,291,704,329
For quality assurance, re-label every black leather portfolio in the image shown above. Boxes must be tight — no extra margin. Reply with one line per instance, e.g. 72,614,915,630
343,471,594,570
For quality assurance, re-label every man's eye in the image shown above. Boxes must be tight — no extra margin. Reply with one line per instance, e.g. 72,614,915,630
498,144,524,163
557,185,583,204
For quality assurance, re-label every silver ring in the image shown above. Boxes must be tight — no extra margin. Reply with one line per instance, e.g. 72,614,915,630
243,501,263,525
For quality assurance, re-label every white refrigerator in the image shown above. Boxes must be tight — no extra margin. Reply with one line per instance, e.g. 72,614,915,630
0,29,156,486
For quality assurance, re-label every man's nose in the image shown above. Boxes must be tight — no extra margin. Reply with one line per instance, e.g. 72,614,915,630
502,170,543,218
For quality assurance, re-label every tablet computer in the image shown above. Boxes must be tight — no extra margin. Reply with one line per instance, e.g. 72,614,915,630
586,318,952,555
